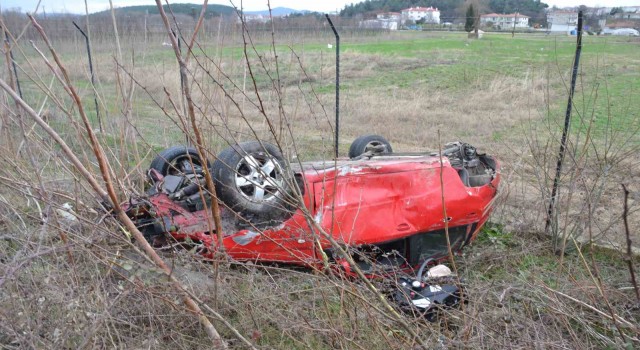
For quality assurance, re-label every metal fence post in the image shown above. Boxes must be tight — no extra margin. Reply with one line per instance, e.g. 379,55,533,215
325,14,340,158
545,11,584,243
73,21,101,133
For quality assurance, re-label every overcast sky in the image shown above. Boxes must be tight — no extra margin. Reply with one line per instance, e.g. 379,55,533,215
2,0,639,14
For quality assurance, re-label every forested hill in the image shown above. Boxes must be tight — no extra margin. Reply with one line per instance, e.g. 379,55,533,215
340,0,549,25
94,3,236,17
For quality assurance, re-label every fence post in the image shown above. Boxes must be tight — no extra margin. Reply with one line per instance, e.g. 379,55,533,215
325,14,340,158
73,21,101,133
545,11,584,247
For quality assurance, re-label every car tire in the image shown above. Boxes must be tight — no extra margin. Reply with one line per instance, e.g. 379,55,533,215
348,135,393,158
212,141,293,224
149,146,209,176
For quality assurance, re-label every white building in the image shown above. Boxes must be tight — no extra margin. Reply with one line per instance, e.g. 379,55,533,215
480,13,529,29
360,19,398,30
401,7,440,24
376,12,401,21
621,6,640,13
547,11,579,32
237,14,269,23
590,7,613,16
614,7,640,19
366,12,401,30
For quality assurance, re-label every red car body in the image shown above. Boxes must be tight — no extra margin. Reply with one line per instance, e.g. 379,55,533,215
126,146,500,274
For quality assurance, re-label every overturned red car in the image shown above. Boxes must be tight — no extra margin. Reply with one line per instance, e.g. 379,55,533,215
124,136,500,275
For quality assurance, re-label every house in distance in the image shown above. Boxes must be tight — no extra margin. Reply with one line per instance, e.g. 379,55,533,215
401,7,440,24
480,13,530,30
546,11,579,32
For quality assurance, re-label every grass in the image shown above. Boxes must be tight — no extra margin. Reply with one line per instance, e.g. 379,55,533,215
2,18,640,349
19,31,639,153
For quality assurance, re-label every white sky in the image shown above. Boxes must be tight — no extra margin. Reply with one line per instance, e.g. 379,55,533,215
1,0,639,14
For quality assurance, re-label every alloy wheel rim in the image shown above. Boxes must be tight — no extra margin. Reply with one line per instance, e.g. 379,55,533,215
234,154,283,202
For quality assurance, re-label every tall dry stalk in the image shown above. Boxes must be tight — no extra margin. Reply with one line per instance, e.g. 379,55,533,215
4,14,238,348
622,184,640,304
154,0,225,252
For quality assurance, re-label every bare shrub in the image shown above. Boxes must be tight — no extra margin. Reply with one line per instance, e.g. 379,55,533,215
1,2,639,348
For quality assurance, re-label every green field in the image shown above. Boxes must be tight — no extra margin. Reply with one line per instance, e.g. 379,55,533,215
28,31,636,156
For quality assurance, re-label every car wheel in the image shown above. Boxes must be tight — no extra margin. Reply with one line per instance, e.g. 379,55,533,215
149,146,209,176
348,135,393,158
212,141,292,223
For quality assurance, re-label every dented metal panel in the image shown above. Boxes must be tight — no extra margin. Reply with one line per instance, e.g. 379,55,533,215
124,149,500,273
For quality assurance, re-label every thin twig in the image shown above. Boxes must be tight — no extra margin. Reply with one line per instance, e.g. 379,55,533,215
622,184,640,304
154,0,225,253
22,14,228,348
541,284,638,330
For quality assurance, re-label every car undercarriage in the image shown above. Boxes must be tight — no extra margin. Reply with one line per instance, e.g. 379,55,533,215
123,136,500,317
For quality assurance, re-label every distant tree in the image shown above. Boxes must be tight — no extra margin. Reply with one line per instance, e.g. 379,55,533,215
465,4,476,32
577,5,603,32
92,4,232,17
363,0,374,11
610,7,623,16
